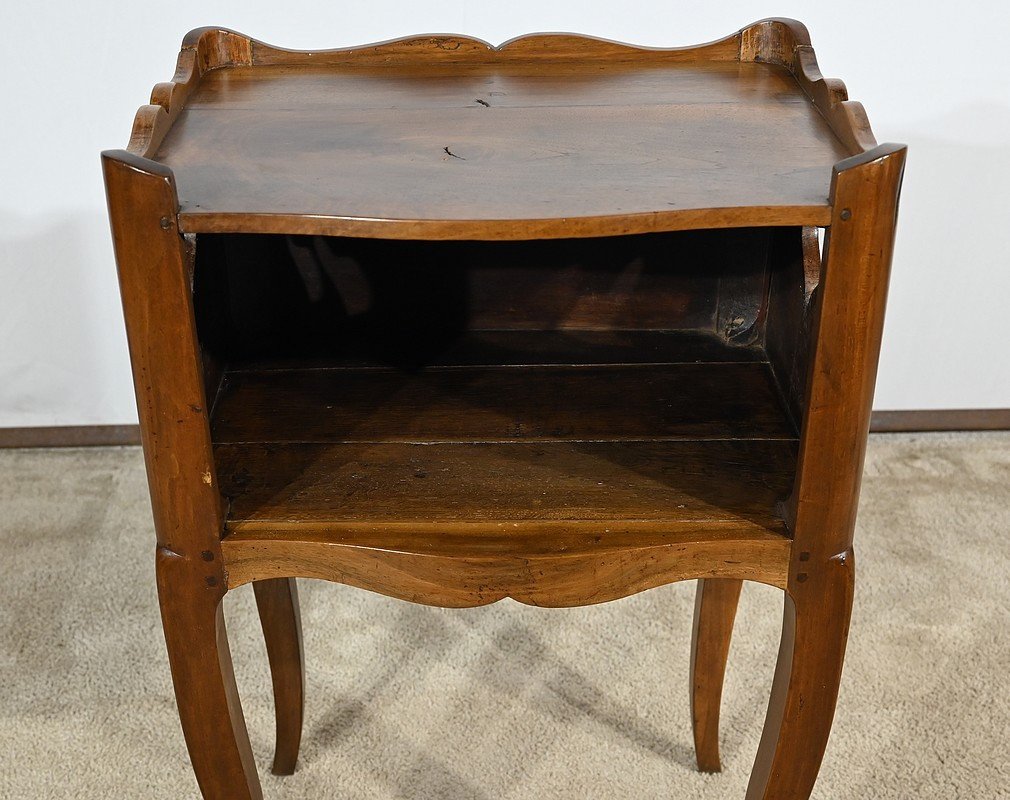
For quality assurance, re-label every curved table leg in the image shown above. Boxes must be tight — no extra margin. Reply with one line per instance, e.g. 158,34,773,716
690,578,744,772
746,552,854,799
254,577,306,776
158,548,263,800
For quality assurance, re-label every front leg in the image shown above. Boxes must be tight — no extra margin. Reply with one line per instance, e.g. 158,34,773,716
158,548,263,800
745,551,854,800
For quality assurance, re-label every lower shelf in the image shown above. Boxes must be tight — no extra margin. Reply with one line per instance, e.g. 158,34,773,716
212,356,797,604
217,439,795,534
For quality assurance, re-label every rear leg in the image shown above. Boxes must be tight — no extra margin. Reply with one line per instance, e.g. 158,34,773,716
690,578,743,772
254,578,305,776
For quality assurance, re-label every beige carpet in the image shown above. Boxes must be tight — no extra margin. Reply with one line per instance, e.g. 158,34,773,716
1,433,1008,799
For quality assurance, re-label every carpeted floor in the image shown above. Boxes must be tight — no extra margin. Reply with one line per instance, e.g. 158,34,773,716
1,433,1008,799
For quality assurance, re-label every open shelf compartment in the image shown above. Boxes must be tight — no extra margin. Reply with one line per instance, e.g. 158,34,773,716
213,358,797,536
195,227,815,585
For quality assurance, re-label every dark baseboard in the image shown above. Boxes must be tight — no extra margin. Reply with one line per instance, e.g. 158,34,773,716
1,411,1008,448
870,409,1010,433
0,425,142,448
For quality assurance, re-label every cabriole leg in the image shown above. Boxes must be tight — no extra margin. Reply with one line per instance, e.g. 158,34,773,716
690,578,743,772
254,578,305,775
745,552,854,800
158,549,263,800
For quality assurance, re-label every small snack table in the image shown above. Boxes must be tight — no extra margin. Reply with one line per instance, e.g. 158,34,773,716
103,18,905,800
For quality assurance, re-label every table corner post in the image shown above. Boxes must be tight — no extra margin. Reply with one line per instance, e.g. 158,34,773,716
789,142,907,566
101,148,224,563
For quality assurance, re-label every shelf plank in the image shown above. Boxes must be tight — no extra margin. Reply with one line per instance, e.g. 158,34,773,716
212,362,795,444
224,331,766,372
217,439,794,530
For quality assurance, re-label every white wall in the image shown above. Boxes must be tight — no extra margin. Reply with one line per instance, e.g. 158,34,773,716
2,1,1008,426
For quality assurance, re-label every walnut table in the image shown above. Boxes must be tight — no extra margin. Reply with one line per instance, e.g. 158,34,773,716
103,18,905,800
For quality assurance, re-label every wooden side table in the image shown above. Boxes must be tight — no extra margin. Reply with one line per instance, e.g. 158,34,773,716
103,18,904,800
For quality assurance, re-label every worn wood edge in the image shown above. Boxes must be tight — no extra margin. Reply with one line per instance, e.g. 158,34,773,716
233,28,746,67
782,142,907,561
103,150,230,563
119,20,818,164
177,205,834,240
832,142,908,176
220,530,791,605
101,148,175,181
739,18,876,155
128,28,253,158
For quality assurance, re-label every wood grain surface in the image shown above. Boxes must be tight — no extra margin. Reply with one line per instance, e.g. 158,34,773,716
222,526,791,607
216,435,795,604
211,363,796,444
158,60,847,238
216,439,796,530
119,20,876,240
103,150,264,799
746,144,906,800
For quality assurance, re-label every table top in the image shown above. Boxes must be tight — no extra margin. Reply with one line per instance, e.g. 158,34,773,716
127,21,877,239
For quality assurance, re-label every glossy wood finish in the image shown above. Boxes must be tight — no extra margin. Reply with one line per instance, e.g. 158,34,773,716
158,551,262,800
123,21,872,241
690,578,744,772
746,553,855,800
739,19,876,155
253,579,304,775
131,20,875,164
103,150,262,800
787,144,907,557
747,144,906,800
158,59,845,239
105,19,904,800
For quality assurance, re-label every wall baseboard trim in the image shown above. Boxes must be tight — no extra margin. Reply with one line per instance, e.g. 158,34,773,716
869,409,1010,433
1,411,1008,449
0,425,142,448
